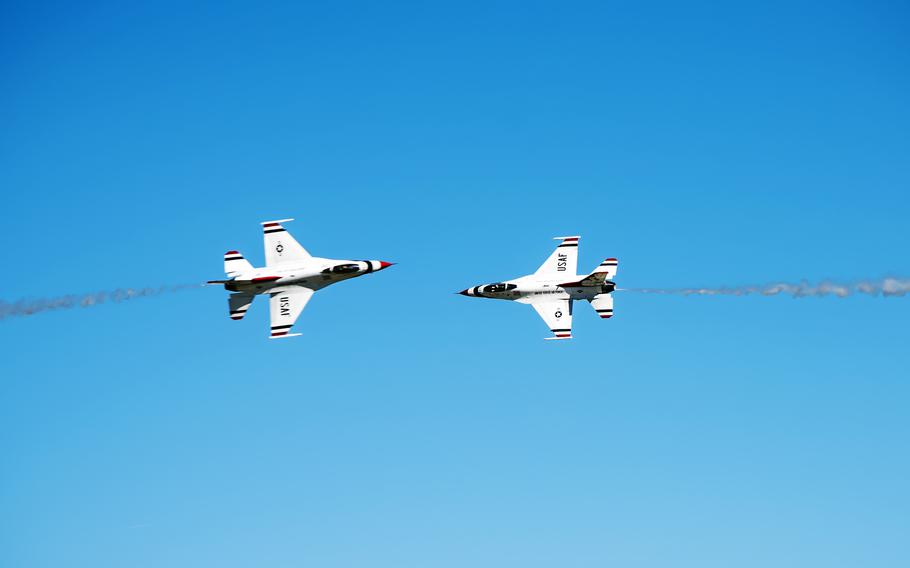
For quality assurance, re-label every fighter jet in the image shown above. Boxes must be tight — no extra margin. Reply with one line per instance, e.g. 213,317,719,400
458,236,617,340
207,219,393,339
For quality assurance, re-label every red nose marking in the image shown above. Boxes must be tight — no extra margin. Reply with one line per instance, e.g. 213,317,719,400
379,261,394,269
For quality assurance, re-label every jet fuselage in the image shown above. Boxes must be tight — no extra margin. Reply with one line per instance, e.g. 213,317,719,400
223,258,392,294
459,275,616,303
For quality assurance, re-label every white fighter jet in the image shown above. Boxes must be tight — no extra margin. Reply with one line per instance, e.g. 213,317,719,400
207,219,393,339
458,236,617,340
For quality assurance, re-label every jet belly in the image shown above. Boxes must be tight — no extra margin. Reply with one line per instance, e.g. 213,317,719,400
517,287,570,299
560,285,601,301
225,262,320,294
513,277,573,302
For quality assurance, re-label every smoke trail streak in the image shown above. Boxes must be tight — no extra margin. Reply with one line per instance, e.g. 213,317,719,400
0,283,204,320
621,277,910,298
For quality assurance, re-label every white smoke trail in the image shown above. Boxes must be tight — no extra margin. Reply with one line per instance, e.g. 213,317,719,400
621,277,910,298
0,283,204,320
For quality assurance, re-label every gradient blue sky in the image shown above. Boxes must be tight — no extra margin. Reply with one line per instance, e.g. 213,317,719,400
2,2,909,567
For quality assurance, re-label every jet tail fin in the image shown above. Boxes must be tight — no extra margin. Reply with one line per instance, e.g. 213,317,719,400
224,250,254,277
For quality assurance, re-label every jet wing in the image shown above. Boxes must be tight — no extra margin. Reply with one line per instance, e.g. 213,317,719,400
261,219,312,267
530,298,573,340
268,285,314,339
535,236,579,277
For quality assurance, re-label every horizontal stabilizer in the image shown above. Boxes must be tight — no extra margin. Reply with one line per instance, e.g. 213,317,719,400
269,333,302,340
597,258,618,280
590,293,613,319
224,250,253,277
228,292,255,320
561,258,618,287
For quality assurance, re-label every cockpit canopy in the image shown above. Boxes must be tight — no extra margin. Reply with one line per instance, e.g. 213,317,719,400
322,263,361,275
482,282,517,294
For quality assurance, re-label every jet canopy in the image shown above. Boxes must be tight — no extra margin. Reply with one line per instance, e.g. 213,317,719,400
322,263,361,275
482,283,517,294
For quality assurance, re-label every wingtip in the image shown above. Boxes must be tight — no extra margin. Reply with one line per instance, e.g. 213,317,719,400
269,333,302,340
260,218,295,226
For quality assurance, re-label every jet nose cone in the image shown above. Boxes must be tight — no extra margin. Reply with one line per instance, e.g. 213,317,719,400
457,288,471,296
376,261,394,270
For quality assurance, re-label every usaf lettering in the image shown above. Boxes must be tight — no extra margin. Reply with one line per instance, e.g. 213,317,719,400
280,296,291,316
557,253,567,271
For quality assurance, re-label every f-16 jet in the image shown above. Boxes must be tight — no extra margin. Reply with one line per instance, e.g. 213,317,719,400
207,219,393,339
458,236,617,340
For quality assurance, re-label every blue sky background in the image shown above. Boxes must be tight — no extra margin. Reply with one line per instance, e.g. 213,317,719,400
2,1,909,566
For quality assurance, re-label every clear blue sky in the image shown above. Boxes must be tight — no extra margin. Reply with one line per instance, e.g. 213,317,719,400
2,2,909,566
